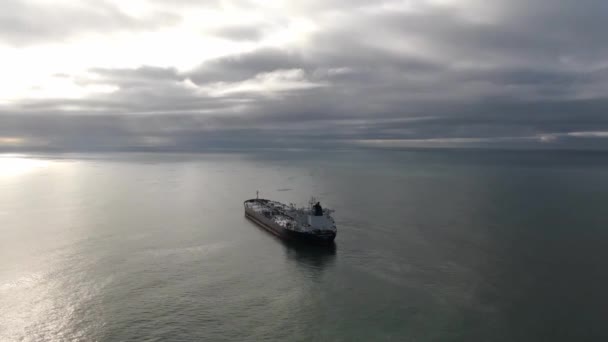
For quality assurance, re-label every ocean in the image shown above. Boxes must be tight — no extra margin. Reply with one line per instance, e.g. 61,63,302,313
1,149,608,341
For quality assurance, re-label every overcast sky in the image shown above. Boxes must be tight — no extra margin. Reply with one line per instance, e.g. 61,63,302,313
1,0,607,151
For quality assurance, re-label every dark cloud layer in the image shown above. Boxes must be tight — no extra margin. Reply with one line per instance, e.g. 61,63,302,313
1,0,608,151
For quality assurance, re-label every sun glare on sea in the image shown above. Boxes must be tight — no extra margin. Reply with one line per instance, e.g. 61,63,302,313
0,155,51,177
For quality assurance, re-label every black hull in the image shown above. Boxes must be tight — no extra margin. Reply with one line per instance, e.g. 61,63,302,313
245,212,336,244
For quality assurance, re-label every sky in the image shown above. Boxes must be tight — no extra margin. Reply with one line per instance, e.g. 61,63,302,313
1,0,607,151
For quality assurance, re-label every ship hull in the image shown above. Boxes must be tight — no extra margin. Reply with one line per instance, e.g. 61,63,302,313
245,209,336,244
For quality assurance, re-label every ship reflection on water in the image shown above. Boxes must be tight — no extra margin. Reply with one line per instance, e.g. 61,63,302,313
281,240,337,273
247,217,337,273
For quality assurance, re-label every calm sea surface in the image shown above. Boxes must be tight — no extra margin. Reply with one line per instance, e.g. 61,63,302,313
2,149,608,341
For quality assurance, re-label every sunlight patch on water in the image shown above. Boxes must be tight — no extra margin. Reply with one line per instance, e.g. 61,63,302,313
0,264,110,342
0,155,51,177
0,272,44,292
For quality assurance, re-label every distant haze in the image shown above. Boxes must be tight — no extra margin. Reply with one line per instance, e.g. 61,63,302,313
1,0,608,151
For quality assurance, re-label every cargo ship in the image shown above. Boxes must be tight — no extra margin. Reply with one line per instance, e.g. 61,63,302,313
244,193,337,243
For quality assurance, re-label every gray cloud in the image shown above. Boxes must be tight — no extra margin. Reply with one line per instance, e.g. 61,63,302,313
0,0,179,46
2,0,608,151
211,25,267,42
189,48,309,83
